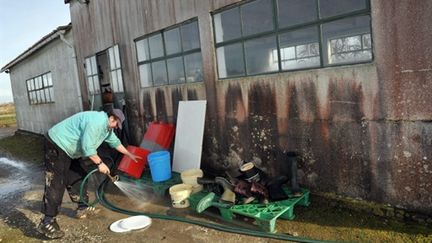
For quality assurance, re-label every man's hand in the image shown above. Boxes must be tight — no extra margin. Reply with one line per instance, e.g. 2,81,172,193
127,152,142,162
98,162,110,175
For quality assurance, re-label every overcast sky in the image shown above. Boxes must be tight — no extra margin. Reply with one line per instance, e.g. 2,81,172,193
0,0,71,104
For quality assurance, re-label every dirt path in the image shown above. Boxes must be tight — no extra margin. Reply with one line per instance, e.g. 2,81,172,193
0,126,16,139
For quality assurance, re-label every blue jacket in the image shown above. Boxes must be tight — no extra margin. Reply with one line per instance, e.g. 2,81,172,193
48,111,121,159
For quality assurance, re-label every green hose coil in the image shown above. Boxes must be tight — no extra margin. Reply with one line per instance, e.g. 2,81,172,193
81,169,335,243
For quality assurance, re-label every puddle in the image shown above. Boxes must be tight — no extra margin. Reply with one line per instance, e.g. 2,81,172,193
0,157,33,197
0,157,27,170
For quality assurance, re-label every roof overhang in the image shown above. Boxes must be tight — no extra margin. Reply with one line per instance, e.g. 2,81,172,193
0,23,72,73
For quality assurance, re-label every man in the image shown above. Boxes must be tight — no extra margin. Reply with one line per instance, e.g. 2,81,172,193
37,109,141,239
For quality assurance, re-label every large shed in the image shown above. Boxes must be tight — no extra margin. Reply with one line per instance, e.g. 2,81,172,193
64,0,432,215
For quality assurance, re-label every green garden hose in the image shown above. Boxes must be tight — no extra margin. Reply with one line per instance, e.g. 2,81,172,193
81,169,334,243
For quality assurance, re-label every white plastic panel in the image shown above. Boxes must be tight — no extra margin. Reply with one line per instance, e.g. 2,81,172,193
172,100,207,173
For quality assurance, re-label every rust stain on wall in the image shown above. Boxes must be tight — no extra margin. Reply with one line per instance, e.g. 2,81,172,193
69,0,432,214
170,88,183,120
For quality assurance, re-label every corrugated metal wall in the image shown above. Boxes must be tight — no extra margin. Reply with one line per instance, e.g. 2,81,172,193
9,30,82,134
68,0,432,214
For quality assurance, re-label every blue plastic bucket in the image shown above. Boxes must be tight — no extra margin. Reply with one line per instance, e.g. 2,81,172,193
147,150,172,182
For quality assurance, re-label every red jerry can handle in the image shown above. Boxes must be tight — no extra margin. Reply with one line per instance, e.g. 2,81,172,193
117,145,150,179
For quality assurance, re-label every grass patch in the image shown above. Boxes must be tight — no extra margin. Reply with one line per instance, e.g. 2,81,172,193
0,102,15,114
0,114,16,127
0,132,44,163
0,103,16,127
278,195,432,242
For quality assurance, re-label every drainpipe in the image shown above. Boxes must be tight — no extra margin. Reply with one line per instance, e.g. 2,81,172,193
59,30,83,112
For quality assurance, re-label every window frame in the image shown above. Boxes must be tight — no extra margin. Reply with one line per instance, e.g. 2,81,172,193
26,72,54,105
212,0,373,79
84,55,100,95
134,18,203,88
108,44,125,93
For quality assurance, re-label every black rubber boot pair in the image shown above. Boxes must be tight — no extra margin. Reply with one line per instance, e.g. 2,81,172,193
267,152,303,201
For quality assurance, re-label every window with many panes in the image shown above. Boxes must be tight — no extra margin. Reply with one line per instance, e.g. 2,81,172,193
214,0,372,78
26,72,54,105
135,19,203,87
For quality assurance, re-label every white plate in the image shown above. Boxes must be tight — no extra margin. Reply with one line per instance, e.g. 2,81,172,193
119,215,152,230
109,215,152,233
109,219,131,233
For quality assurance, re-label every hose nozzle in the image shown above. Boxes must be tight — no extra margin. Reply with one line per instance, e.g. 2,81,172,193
107,174,119,182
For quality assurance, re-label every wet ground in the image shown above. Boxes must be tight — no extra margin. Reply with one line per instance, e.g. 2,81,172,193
0,127,283,242
0,157,282,243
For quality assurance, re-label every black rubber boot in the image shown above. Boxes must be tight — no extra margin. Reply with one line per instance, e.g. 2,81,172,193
267,175,289,201
286,151,302,197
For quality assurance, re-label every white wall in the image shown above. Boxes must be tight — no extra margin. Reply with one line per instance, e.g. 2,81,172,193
9,30,82,134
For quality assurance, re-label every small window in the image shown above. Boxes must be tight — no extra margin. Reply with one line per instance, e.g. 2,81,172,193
278,0,317,28
322,15,372,65
135,19,203,88
167,56,185,84
84,56,100,95
139,64,152,87
241,0,274,36
184,52,203,83
181,21,200,51
136,39,150,62
279,26,321,70
214,7,241,43
217,43,245,78
244,35,278,75
164,28,181,55
108,45,124,92
151,60,168,86
149,34,164,59
26,72,54,105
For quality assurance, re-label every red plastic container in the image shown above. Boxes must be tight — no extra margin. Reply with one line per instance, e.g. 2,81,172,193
117,145,150,179
143,122,175,149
